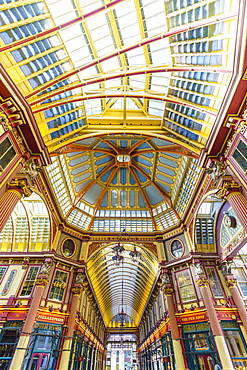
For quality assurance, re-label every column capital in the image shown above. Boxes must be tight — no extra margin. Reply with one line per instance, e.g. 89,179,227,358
36,277,49,286
71,286,83,295
164,287,174,295
216,179,241,199
225,278,238,287
8,178,32,198
196,278,209,287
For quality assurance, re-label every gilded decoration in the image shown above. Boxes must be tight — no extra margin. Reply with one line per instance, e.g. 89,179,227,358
216,180,241,199
72,287,83,295
20,158,42,180
36,277,49,286
206,160,227,183
164,287,173,295
225,278,238,287
196,278,209,287
8,178,32,198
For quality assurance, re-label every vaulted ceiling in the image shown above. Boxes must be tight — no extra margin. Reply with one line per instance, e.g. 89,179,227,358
1,0,246,326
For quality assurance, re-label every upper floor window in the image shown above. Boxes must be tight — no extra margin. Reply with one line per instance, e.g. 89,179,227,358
0,137,17,173
0,267,7,282
232,139,247,173
176,269,196,302
232,268,247,297
49,270,68,301
20,266,39,296
205,267,224,297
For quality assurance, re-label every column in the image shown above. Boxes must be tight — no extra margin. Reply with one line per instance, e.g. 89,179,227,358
225,276,247,334
163,287,186,370
217,180,247,230
9,274,49,370
0,178,32,232
196,277,234,370
58,285,82,370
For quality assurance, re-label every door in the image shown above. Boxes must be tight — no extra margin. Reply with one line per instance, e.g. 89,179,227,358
28,353,50,370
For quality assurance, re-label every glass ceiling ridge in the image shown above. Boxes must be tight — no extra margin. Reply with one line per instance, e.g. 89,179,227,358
0,0,125,54
23,11,236,100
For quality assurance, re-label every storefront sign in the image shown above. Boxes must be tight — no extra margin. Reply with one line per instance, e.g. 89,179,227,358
8,311,26,320
180,312,207,324
36,312,65,324
217,311,237,321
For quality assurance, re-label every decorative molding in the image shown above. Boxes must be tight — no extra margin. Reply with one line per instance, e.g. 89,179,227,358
8,178,32,197
72,286,83,295
219,260,232,276
216,180,241,199
225,278,238,287
164,287,173,295
20,158,42,180
196,278,209,287
205,160,227,183
36,277,49,286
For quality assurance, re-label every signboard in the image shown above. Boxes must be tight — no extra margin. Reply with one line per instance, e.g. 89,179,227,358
180,312,207,324
217,311,237,321
8,311,27,320
36,312,65,324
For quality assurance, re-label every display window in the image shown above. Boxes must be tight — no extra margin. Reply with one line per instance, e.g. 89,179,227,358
183,322,221,370
222,321,247,369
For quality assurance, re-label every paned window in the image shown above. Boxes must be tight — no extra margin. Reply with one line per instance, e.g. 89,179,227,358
0,267,7,282
49,270,68,301
232,268,247,297
232,139,247,173
205,267,224,297
0,137,17,173
176,269,196,302
20,266,39,296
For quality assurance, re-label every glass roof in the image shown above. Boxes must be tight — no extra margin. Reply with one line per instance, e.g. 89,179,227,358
0,0,243,325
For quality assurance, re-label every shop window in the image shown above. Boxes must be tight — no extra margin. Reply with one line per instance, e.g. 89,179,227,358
176,269,196,302
232,268,247,297
232,139,247,173
205,267,224,297
222,321,247,368
49,270,68,301
20,266,39,296
0,137,17,173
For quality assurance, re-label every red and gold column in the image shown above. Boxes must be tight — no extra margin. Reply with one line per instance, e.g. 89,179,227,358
0,178,32,233
164,287,186,370
9,273,49,370
58,285,83,370
197,278,235,370
225,276,247,336
217,180,247,230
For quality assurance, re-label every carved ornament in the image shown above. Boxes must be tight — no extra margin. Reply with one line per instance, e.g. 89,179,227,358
72,287,83,295
164,287,173,295
20,158,42,180
225,278,238,287
196,278,209,287
8,178,32,198
216,181,241,199
36,277,49,286
206,160,226,183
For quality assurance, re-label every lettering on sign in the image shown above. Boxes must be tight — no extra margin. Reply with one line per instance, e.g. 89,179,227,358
181,313,207,323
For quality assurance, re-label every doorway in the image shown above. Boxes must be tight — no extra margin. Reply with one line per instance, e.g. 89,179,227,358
28,353,50,370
